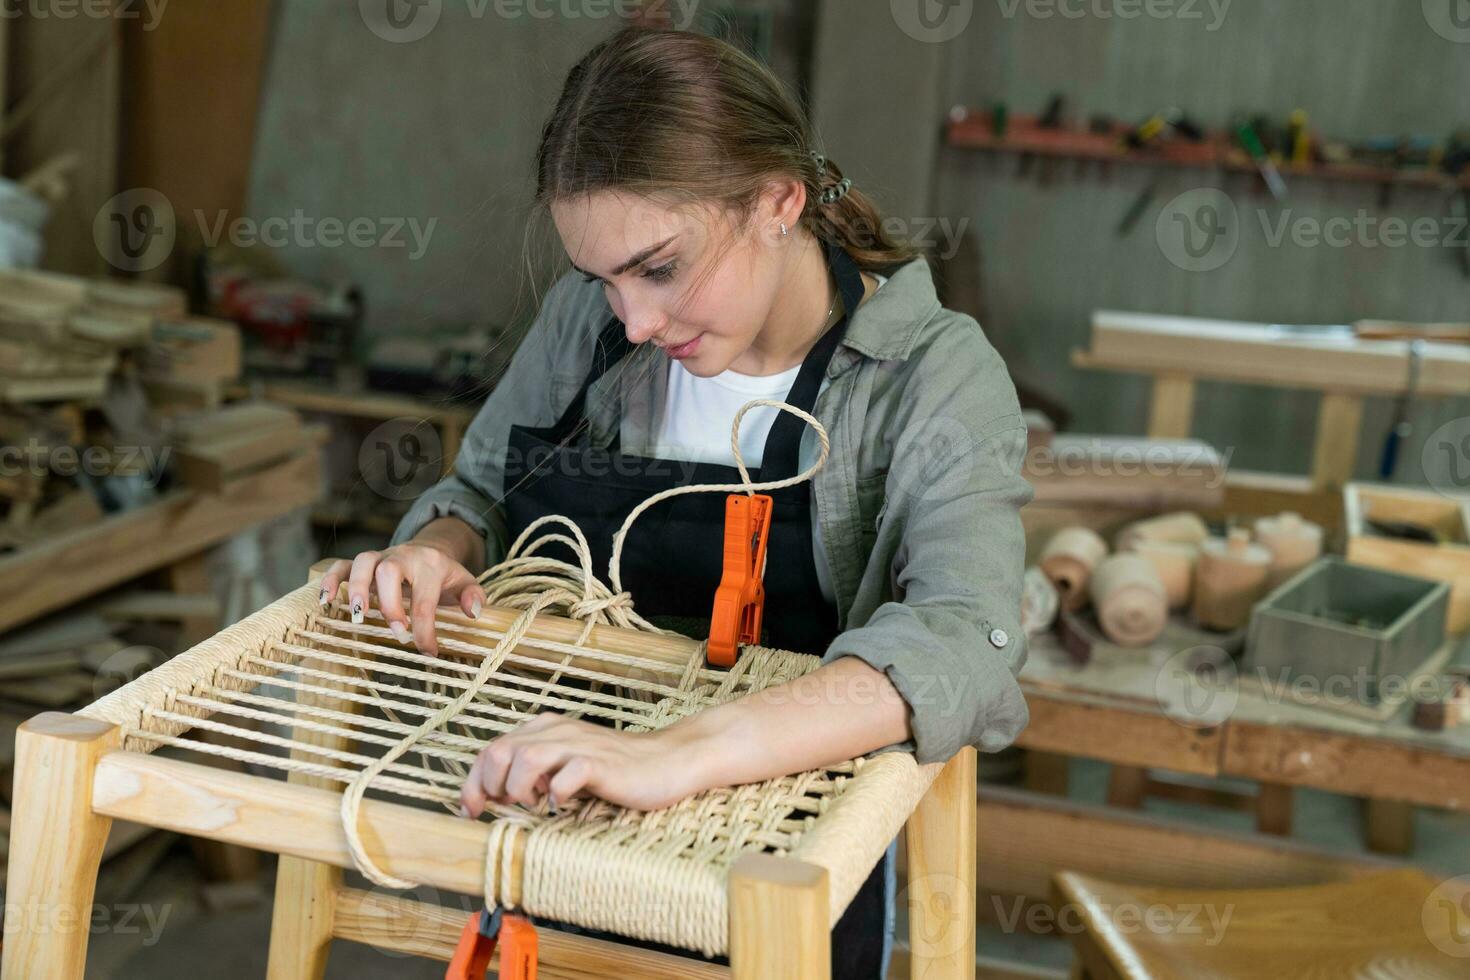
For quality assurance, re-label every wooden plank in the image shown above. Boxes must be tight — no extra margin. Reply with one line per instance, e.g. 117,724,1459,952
1365,798,1416,855
0,449,320,634
1080,312,1470,398
1025,436,1224,511
1016,691,1222,776
1213,469,1343,531
1146,374,1195,439
1254,783,1294,835
905,747,976,978
1310,392,1363,490
331,886,731,978
974,786,1393,903
729,853,828,980
2,714,120,980
92,750,492,896
1221,721,1470,811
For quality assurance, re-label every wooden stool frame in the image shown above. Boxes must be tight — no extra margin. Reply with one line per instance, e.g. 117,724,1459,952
2,592,977,979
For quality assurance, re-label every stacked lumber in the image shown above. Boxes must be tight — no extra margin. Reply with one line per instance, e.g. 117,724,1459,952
170,403,322,492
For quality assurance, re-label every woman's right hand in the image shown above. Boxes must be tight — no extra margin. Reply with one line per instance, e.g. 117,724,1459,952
318,538,485,657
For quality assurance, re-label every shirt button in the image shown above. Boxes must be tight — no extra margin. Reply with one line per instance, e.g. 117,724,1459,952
989,628,1010,649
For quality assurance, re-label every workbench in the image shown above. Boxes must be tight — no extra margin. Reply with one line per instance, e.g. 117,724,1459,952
1014,628,1470,856
0,448,321,635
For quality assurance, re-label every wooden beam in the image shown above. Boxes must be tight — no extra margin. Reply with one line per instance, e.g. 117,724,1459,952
91,751,492,897
1221,722,1470,811
1310,392,1364,491
1016,692,1222,776
729,853,829,979
331,887,730,978
1146,374,1195,439
975,786,1392,903
0,450,320,633
906,747,976,978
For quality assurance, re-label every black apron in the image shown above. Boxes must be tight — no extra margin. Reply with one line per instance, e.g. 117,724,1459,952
501,240,891,977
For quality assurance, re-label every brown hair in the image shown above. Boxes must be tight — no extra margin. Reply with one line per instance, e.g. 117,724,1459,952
533,26,918,272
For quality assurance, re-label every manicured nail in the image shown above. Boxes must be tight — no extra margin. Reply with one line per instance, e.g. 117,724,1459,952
470,597,482,619
547,792,559,816
351,599,364,624
319,588,330,606
457,803,470,819
390,621,412,645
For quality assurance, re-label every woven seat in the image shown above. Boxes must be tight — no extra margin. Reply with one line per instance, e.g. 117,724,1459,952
3,577,977,979
1052,867,1470,979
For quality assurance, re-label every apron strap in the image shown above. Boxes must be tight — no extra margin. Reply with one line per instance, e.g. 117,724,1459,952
760,241,867,479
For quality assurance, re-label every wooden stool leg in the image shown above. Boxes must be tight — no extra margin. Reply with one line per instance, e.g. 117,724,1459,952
266,599,359,979
906,746,977,979
1255,782,1294,835
1105,766,1149,809
2,713,121,980
1365,798,1415,855
730,852,830,979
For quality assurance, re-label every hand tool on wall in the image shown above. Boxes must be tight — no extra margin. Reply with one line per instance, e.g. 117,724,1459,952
1235,121,1288,200
1378,339,1425,480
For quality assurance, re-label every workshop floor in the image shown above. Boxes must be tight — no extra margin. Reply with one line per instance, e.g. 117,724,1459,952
87,757,1470,979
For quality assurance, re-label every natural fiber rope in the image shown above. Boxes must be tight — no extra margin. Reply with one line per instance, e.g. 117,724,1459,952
335,398,831,905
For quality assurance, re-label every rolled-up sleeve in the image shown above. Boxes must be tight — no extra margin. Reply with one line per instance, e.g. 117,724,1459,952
824,338,1033,765
390,274,590,567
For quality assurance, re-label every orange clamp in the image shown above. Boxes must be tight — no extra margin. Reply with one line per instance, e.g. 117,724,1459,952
447,907,537,980
708,493,772,668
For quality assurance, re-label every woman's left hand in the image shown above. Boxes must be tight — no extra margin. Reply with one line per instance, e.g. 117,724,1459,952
460,713,707,816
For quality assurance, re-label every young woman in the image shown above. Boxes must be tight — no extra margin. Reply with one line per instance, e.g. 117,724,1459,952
319,25,1031,977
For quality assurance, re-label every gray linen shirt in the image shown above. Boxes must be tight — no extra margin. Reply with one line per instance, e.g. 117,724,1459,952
391,254,1033,764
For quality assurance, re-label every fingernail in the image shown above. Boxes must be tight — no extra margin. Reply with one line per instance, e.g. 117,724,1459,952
390,621,412,645
457,803,471,819
319,588,330,607
351,599,364,624
470,597,482,620
547,792,558,816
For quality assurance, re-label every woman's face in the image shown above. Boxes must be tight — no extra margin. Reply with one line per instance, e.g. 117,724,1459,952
551,189,786,377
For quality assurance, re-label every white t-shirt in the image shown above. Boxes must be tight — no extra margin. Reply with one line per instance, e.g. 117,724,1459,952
650,274,887,605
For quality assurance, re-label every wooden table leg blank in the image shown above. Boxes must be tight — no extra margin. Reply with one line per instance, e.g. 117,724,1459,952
729,852,830,979
1,713,122,980
905,746,977,979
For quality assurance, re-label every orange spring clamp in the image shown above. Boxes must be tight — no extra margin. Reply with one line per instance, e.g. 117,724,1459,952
708,493,772,668
446,906,537,980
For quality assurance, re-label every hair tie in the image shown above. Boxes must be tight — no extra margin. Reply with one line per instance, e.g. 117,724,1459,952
809,150,826,171
819,177,852,205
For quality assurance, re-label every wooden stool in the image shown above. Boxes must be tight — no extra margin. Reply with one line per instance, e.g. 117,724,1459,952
1053,868,1469,979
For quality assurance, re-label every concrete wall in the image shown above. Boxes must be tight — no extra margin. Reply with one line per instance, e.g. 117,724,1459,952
811,0,1470,481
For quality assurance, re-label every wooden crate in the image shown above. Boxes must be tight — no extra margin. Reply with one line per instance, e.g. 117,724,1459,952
1345,483,1470,635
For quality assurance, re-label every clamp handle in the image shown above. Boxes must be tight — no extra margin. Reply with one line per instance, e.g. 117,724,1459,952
447,907,537,980
708,493,773,667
